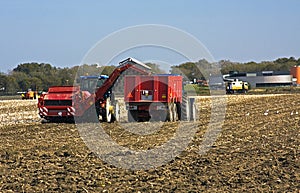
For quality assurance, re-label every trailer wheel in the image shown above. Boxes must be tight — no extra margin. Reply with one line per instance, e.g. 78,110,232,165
192,102,197,121
128,110,138,122
168,103,174,122
181,94,190,121
173,103,178,121
176,103,181,120
168,103,178,122
113,100,120,122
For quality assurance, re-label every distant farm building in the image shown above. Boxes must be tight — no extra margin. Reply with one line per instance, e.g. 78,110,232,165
223,71,292,88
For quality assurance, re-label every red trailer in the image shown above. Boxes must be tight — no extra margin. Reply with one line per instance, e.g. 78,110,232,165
124,75,184,122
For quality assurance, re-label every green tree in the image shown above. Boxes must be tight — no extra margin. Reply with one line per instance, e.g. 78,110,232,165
6,76,19,94
0,74,7,94
220,57,299,74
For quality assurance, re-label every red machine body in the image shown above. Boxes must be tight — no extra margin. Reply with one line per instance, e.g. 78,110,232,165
124,75,183,122
125,75,182,103
38,86,80,120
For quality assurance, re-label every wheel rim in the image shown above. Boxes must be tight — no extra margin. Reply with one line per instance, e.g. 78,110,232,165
173,103,178,121
106,98,112,122
115,101,120,122
169,103,174,122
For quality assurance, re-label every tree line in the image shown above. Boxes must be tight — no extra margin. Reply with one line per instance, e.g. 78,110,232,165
219,57,300,74
0,63,116,95
0,57,299,95
170,57,300,81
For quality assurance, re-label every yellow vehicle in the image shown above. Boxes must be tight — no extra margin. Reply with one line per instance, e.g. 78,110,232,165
225,79,249,94
21,89,38,99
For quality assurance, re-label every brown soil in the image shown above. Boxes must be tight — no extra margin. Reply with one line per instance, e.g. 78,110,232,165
0,95,299,192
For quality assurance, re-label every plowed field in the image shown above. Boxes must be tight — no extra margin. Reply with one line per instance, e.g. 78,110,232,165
0,94,299,192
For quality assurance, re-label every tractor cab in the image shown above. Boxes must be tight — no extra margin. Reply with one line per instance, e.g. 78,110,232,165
79,75,109,93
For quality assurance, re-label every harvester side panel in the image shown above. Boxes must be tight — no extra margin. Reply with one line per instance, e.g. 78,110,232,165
48,86,80,93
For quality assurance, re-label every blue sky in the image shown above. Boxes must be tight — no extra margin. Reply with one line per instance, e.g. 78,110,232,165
0,0,300,73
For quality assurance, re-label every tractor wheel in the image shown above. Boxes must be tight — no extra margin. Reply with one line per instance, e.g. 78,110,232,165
168,103,174,122
95,100,101,120
176,103,181,120
173,103,178,121
106,97,113,123
112,100,120,122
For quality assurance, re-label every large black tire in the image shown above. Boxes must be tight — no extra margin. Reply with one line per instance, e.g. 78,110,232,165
176,103,182,121
95,100,101,120
128,110,138,122
173,103,178,121
192,102,197,122
168,103,178,122
181,94,190,121
168,103,174,122
150,110,167,122
100,97,115,123
106,98,113,123
101,110,107,122
76,105,99,123
112,100,120,122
